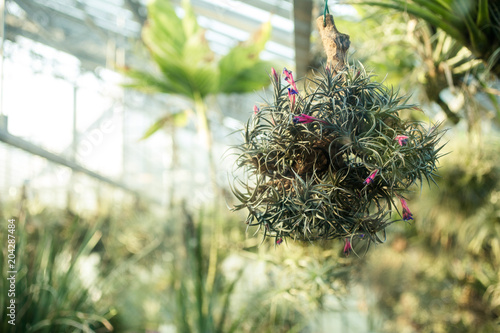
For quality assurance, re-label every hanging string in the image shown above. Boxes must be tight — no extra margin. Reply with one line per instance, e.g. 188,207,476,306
323,0,330,27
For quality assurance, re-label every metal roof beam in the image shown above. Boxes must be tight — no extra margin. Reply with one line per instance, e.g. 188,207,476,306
172,0,294,49
244,0,292,19
0,129,140,196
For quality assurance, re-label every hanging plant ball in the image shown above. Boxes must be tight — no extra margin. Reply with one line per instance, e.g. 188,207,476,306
230,64,446,254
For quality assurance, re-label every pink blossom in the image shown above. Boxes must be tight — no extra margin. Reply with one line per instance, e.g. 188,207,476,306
271,67,278,82
276,237,283,245
343,238,352,256
288,88,298,96
287,88,297,108
293,113,326,124
283,68,299,108
283,68,298,93
253,105,260,114
283,67,292,78
363,169,379,185
395,135,409,146
399,197,414,221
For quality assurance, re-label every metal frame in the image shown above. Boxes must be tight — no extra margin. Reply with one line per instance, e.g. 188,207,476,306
0,129,139,195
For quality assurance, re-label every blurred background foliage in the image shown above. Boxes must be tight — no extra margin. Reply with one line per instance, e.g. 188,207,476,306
1,0,500,332
123,0,276,191
356,137,500,332
328,3,500,128
340,1,500,332
1,189,357,332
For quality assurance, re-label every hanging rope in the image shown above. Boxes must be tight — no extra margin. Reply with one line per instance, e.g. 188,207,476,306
323,0,330,27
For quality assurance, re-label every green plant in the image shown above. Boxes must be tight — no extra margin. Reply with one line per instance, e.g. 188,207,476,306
338,5,500,126
167,206,355,333
231,64,446,252
357,137,500,332
0,191,172,333
167,208,245,333
124,0,275,191
0,217,115,333
352,0,500,77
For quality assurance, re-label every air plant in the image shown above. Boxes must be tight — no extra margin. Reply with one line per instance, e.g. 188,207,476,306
230,13,446,255
230,63,446,252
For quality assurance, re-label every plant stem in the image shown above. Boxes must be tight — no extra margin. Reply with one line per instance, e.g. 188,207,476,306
194,94,218,197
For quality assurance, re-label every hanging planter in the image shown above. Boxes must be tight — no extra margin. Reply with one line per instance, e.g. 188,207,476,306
230,10,446,255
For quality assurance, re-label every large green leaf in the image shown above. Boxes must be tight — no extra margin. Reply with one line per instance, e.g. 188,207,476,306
181,0,202,38
355,0,500,76
140,111,189,140
121,67,175,93
144,0,185,59
130,0,274,99
218,21,273,94
358,1,465,42
125,0,276,145
219,60,274,94
142,0,217,99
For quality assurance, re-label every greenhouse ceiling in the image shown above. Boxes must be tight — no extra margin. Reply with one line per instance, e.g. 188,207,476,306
7,0,320,76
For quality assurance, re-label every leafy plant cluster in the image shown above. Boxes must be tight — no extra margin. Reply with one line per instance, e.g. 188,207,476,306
0,215,115,333
232,64,446,248
341,2,500,128
355,0,500,77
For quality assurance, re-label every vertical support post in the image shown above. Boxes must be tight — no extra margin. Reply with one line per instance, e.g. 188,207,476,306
0,0,7,193
293,0,313,80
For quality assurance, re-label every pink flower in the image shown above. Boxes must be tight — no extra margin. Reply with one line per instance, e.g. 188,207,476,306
399,197,414,221
288,88,298,96
271,67,278,82
343,238,352,256
283,68,296,89
283,67,292,77
276,237,283,245
287,88,297,108
363,169,379,185
395,135,409,146
283,68,299,108
253,105,260,114
283,68,298,92
293,113,326,124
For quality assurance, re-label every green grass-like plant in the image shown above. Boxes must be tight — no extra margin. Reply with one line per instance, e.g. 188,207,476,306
353,0,500,77
0,217,115,333
231,64,446,249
